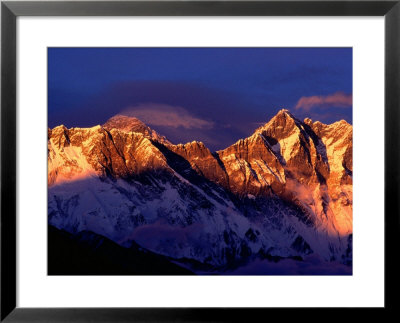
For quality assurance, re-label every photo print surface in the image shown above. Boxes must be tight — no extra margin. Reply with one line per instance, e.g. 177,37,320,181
48,48,352,275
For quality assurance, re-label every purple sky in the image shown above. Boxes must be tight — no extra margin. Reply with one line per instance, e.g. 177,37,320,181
48,48,352,151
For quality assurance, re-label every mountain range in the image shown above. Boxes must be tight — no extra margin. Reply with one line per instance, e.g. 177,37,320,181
48,109,352,274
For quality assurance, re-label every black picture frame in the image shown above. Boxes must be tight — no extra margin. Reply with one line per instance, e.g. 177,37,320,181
1,0,399,321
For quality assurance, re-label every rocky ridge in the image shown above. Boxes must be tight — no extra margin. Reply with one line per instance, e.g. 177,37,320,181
48,110,353,272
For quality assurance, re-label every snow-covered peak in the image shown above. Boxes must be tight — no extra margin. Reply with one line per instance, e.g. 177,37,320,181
51,124,68,133
253,108,298,136
304,117,313,125
275,108,298,121
331,119,351,128
48,108,353,270
103,114,149,132
277,108,292,116
179,140,206,148
103,114,170,144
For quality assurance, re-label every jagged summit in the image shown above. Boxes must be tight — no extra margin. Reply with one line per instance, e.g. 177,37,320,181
254,108,299,135
334,119,351,126
103,114,170,144
103,114,149,132
304,117,313,125
274,108,300,120
277,108,291,115
254,110,352,139
48,108,353,271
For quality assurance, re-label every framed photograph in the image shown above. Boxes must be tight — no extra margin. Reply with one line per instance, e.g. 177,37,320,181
1,0,398,321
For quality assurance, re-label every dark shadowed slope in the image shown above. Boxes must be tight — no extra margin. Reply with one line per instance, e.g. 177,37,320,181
48,225,193,275
48,110,352,274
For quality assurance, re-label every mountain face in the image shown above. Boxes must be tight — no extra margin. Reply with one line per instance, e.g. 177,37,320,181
48,225,193,275
103,114,170,144
48,110,352,273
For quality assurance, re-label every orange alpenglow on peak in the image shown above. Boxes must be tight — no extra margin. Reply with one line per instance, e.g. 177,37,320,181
48,109,352,272
277,108,291,114
103,114,151,133
304,118,313,125
103,114,170,144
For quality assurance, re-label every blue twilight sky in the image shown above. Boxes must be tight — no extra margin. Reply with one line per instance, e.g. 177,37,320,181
48,47,352,151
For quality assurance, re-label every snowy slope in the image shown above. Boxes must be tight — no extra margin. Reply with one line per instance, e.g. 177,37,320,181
48,111,353,272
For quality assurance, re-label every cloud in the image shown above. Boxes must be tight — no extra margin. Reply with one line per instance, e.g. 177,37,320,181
121,103,214,130
295,92,352,112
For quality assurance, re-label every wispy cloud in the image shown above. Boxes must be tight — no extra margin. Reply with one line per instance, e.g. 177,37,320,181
295,92,352,112
121,103,214,130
